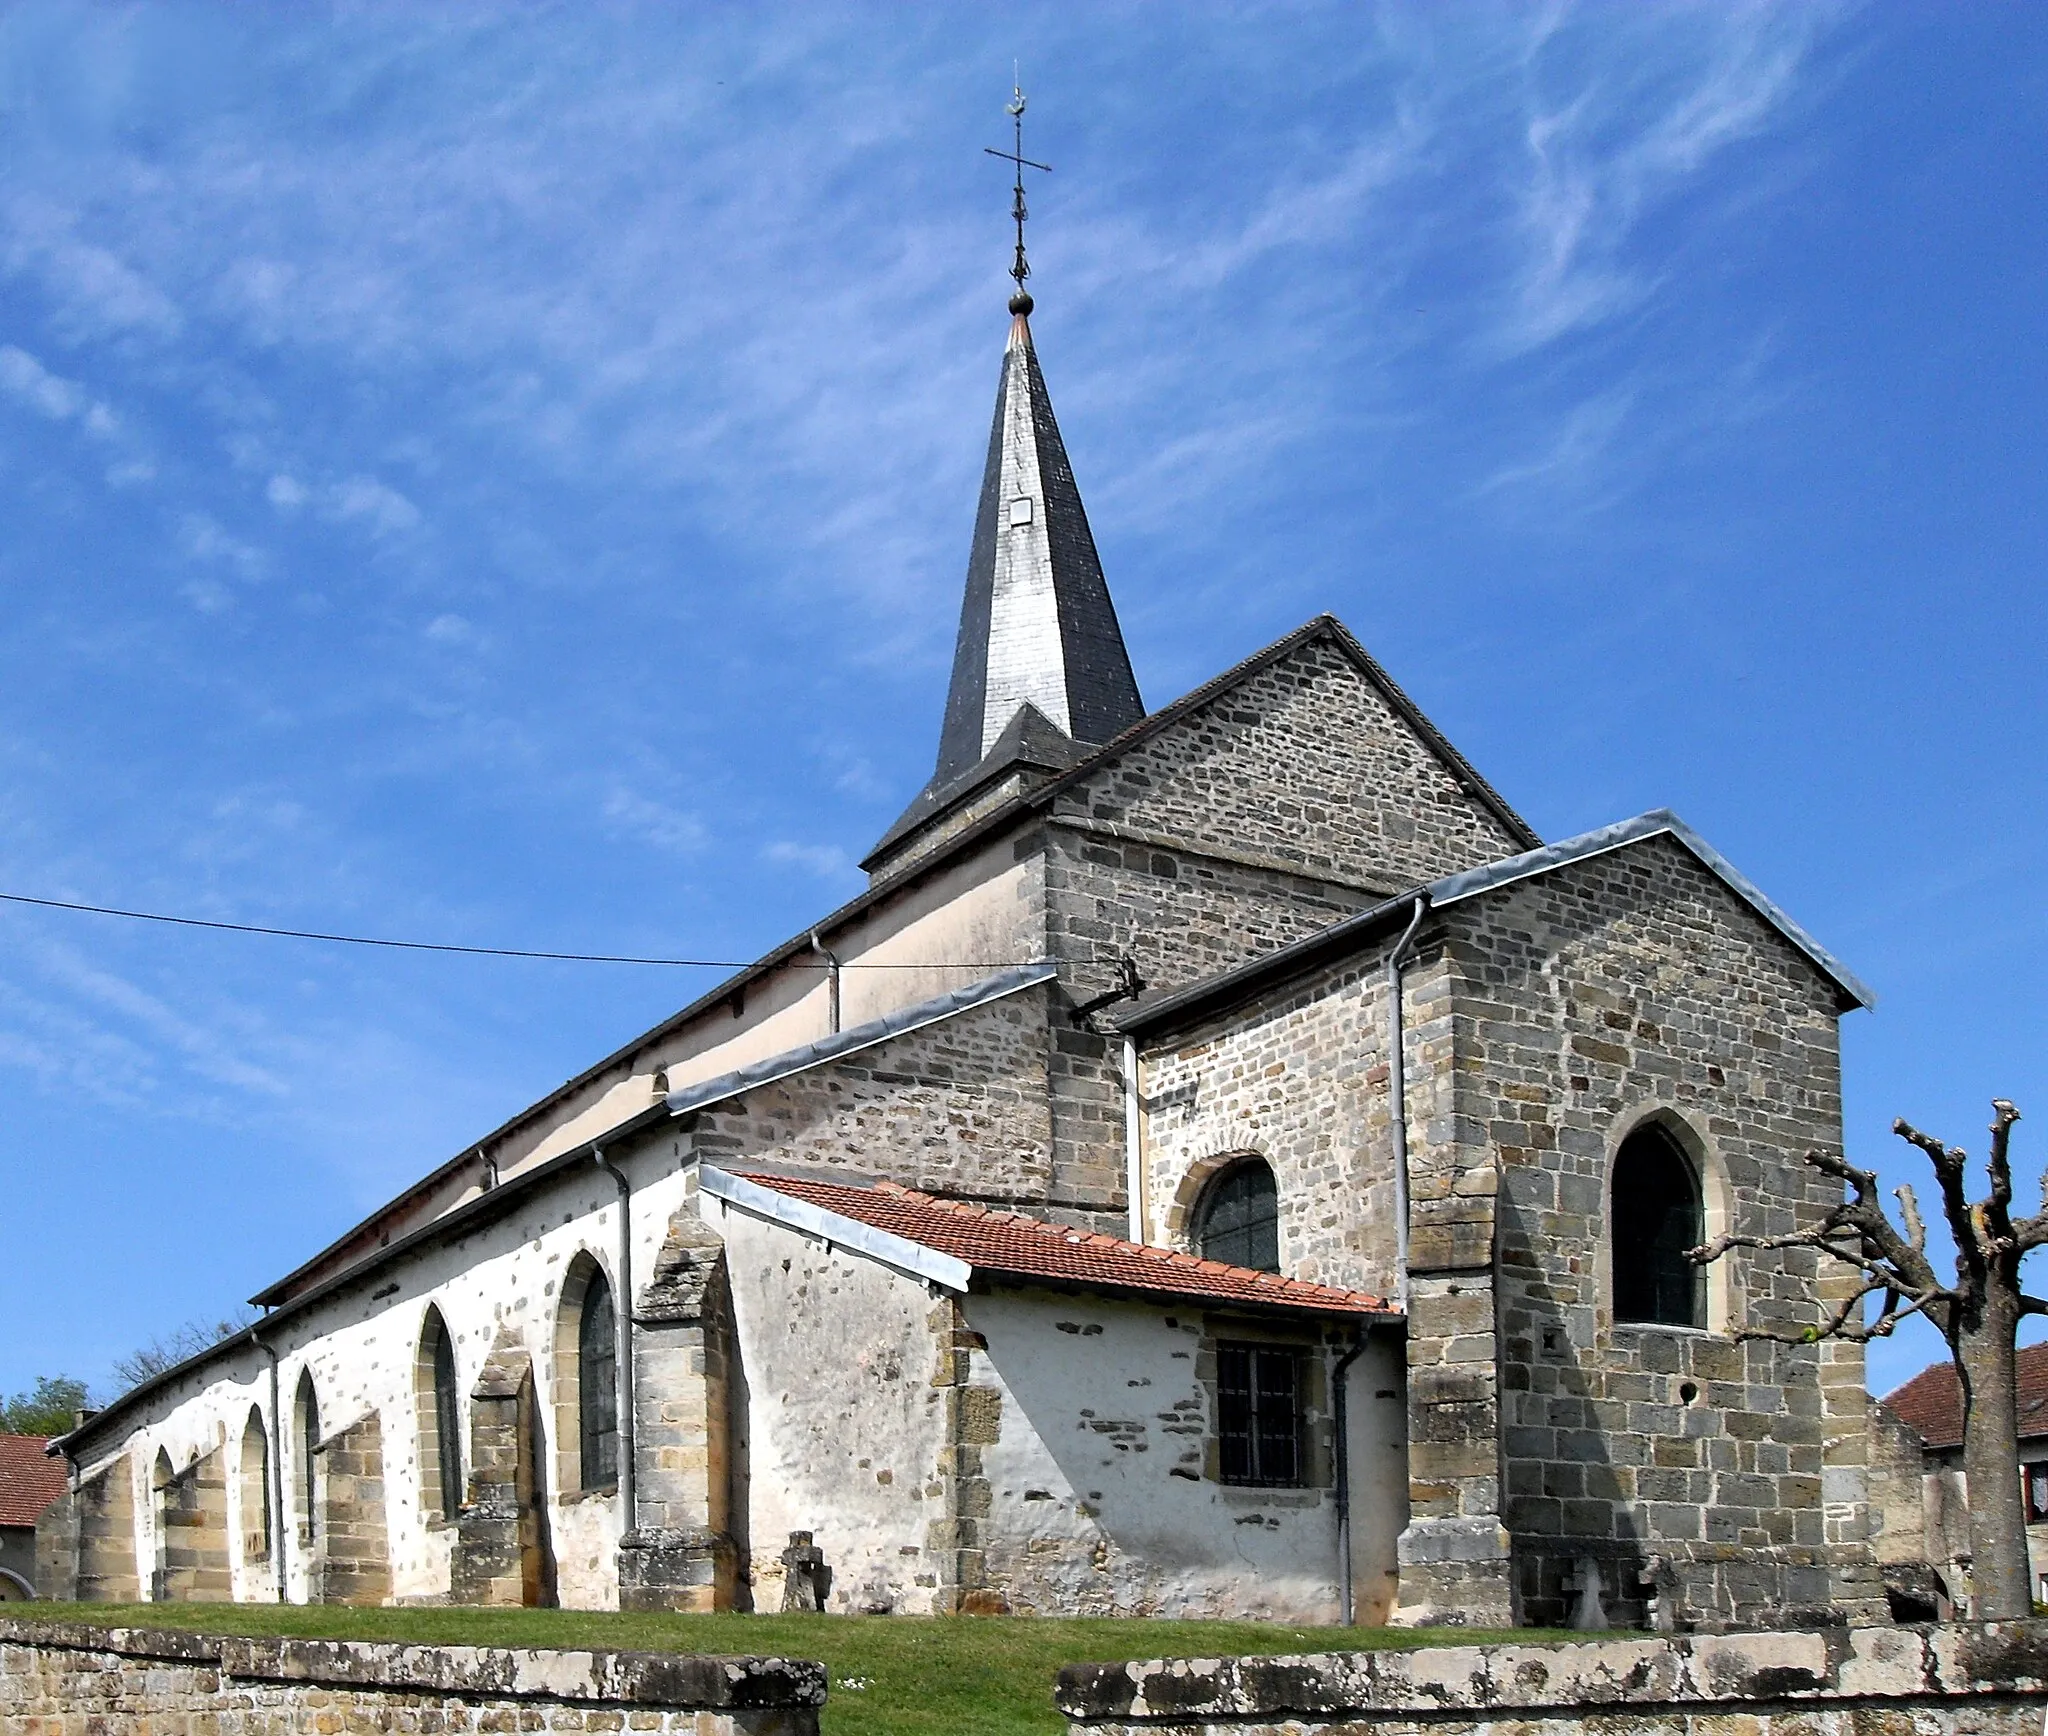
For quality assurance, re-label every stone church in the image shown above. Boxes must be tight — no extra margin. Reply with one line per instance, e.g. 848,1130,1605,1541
38,285,1885,1634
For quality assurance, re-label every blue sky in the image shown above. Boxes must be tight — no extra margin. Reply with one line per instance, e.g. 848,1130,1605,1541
0,3,2041,1402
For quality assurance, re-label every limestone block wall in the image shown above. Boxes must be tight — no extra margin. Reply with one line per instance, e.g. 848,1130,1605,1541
1137,949,1402,1296
153,1444,232,1602
1443,835,1878,1630
1055,1622,2048,1735
1049,632,1526,897
688,982,1060,1207
0,1619,823,1734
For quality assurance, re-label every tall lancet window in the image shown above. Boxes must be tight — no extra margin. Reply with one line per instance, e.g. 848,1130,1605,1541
577,1268,619,1492
1612,1124,1705,1328
294,1370,320,1541
1193,1159,1281,1273
415,1308,463,1521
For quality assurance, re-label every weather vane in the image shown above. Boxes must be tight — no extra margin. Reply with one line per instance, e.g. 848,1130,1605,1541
984,75,1049,314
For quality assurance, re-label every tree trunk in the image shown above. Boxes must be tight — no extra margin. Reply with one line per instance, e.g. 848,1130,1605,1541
1959,1308,2033,1620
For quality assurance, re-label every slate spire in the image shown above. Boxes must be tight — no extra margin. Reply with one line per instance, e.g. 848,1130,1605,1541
929,308,1145,785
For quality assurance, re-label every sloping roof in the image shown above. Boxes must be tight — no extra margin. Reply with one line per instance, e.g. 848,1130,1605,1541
664,961,1057,1116
867,612,1539,874
718,1168,1398,1320
1884,1344,2048,1452
0,1436,66,1528
1116,807,1873,1039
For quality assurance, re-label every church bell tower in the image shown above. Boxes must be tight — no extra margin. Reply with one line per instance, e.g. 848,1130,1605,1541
865,89,1145,876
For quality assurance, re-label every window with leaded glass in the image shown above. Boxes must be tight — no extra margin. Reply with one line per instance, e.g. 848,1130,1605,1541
1194,1160,1280,1272
578,1268,619,1491
1612,1123,1705,1328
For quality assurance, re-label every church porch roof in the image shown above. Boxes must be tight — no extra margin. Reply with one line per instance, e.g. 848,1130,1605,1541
709,1166,1398,1320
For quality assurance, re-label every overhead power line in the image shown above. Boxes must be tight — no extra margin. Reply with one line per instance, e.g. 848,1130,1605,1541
0,890,1028,971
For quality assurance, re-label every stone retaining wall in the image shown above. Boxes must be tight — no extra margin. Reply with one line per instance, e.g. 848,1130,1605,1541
1057,1621,2048,1733
0,1617,823,1734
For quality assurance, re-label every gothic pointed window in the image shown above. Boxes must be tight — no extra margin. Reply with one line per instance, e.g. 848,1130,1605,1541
415,1308,463,1521
1193,1159,1280,1272
294,1371,320,1541
576,1267,619,1492
1612,1123,1705,1328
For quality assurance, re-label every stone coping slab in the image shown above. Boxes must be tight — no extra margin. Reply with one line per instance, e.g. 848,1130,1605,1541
0,1615,827,1710
1056,1622,2048,1723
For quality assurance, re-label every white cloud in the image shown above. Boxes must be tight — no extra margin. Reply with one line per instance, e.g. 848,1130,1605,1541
602,788,703,855
424,613,477,646
764,840,856,881
0,345,122,439
323,475,420,536
178,512,265,584
266,473,308,509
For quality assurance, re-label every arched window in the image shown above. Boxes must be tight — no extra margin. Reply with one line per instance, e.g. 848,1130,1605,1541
415,1308,463,1521
294,1370,321,1541
1612,1123,1705,1328
1193,1159,1280,1272
577,1267,619,1491
239,1406,270,1564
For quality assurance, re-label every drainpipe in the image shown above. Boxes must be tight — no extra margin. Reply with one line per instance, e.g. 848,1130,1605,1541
252,1332,287,1602
1331,1323,1370,1626
809,930,841,1035
592,1148,637,1533
1122,1034,1147,1244
1387,897,1427,1312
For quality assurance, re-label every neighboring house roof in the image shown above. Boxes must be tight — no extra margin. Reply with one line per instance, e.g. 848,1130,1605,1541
1884,1345,2048,1453
1116,808,1873,1039
710,1166,1399,1321
0,1435,66,1528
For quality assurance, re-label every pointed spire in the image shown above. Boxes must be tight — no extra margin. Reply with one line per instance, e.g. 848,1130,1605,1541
931,314,1144,784
863,92,1144,875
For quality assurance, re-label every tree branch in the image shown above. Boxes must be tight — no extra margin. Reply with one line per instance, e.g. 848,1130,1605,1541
1895,1116,1986,1293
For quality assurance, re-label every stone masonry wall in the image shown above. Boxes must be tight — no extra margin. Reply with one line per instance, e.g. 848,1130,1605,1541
1049,632,1527,897
688,983,1058,1206
1139,947,1402,1297
1056,1621,2048,1735
1445,835,1878,1631
0,1618,823,1734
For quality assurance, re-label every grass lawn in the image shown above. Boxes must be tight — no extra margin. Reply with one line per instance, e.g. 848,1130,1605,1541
22,1603,1563,1736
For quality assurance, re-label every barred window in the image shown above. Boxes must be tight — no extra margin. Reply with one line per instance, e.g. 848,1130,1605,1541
1218,1342,1302,1487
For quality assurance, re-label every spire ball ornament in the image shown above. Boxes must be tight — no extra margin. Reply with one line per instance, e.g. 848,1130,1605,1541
984,80,1050,313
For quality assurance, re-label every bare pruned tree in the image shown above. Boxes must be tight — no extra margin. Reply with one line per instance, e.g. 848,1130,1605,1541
1691,1099,2037,1621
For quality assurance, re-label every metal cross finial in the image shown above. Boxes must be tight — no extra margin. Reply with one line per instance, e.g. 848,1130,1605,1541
984,79,1049,313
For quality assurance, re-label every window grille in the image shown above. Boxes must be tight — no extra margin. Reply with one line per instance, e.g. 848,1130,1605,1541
1218,1342,1303,1486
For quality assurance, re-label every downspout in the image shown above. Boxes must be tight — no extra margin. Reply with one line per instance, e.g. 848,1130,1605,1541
1331,1323,1370,1625
1387,896,1427,1312
1122,1034,1147,1244
592,1148,637,1533
809,930,841,1035
252,1331,287,1602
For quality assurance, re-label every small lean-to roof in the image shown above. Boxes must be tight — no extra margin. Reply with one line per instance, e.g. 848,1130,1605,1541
710,1167,1398,1320
1885,1345,2048,1453
0,1435,67,1527
1117,808,1873,1039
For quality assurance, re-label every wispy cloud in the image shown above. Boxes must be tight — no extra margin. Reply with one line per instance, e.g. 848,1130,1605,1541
764,840,857,881
602,787,704,856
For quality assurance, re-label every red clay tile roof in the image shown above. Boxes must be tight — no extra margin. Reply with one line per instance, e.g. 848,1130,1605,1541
1883,1344,2048,1451
732,1172,1399,1318
0,1435,66,1530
